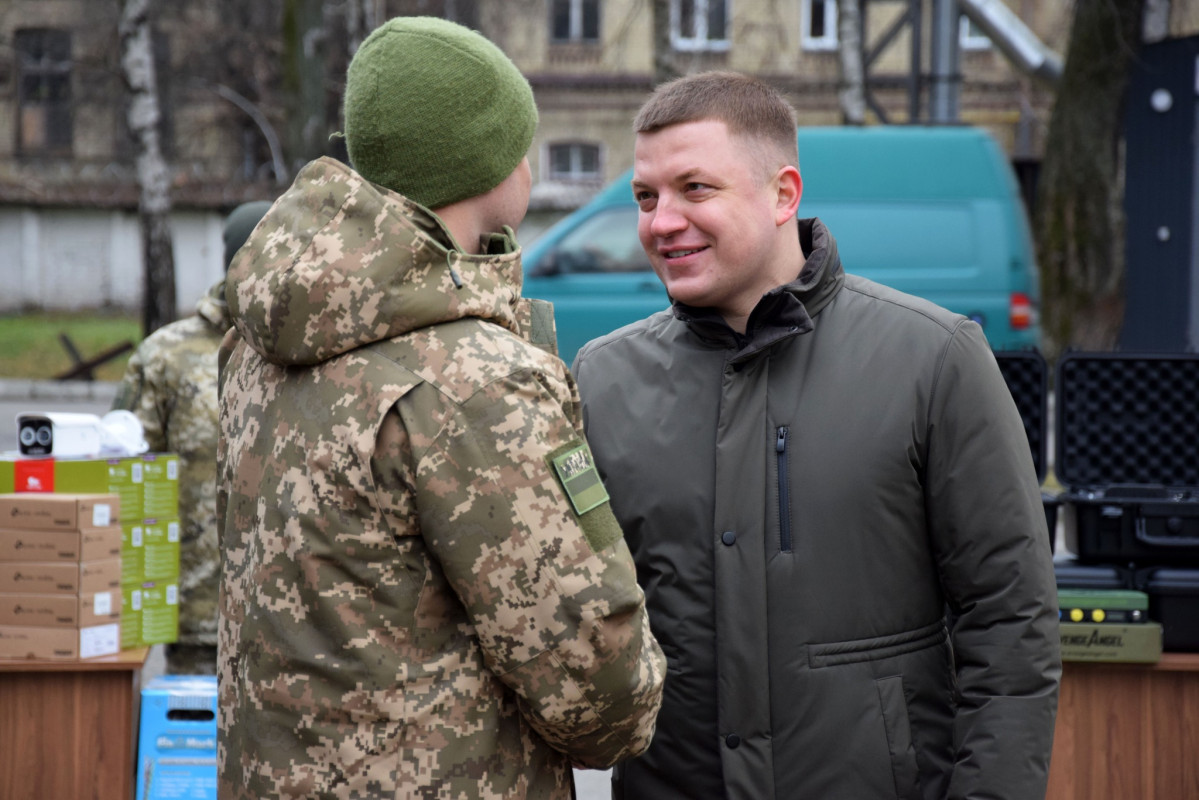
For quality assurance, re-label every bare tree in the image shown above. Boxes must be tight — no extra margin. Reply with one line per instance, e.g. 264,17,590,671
1034,0,1145,361
282,0,330,170
120,0,176,336
837,0,866,125
651,0,681,86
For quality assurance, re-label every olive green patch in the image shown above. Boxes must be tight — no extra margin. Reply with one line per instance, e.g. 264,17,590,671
547,441,622,553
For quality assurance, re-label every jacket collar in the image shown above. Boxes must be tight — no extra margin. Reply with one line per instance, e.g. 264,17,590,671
673,217,844,363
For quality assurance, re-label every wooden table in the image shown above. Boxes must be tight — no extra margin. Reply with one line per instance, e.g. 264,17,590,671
0,647,150,800
1047,652,1199,799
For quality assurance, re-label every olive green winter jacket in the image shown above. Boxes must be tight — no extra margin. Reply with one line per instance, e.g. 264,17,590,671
575,219,1060,800
217,157,665,799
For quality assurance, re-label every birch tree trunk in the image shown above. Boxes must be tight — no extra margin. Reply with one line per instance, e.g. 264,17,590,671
651,0,681,86
120,0,175,336
1034,0,1145,361
283,0,329,167
838,0,866,125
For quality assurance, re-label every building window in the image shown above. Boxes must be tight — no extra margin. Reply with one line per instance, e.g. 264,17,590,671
394,0,479,28
959,16,991,51
800,0,838,51
14,28,72,156
672,0,728,52
551,0,600,43
547,142,602,181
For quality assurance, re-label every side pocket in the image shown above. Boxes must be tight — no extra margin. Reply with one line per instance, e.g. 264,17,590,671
875,675,921,800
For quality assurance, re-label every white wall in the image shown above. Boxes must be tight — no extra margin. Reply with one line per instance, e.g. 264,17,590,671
0,207,225,316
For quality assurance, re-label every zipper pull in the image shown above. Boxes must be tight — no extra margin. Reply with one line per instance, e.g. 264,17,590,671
776,426,788,453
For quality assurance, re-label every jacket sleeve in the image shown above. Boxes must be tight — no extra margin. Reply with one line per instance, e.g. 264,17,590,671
110,340,170,453
925,322,1062,800
407,364,666,768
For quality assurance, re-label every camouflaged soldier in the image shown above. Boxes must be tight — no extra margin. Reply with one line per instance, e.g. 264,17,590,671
113,200,269,676
217,17,665,800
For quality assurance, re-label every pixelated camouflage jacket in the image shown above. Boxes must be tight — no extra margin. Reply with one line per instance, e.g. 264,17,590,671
217,157,665,800
113,280,229,647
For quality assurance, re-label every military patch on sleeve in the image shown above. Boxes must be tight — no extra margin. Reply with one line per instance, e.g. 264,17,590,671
549,441,609,515
548,440,623,553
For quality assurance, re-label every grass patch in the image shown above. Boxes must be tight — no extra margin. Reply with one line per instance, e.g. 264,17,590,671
0,310,143,382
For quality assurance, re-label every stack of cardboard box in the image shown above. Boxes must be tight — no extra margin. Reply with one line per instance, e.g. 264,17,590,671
0,453,181,650
0,493,123,659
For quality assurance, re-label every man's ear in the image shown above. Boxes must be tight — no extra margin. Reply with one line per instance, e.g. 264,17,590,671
774,165,802,226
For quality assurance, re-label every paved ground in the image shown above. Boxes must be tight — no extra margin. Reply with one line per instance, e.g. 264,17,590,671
0,378,614,798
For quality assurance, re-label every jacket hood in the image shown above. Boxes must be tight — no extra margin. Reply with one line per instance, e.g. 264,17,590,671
196,279,231,332
225,157,528,366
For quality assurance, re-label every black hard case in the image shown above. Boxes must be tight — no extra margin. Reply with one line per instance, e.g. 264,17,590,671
1135,567,1199,652
1054,558,1134,591
1055,352,1199,566
994,350,1056,551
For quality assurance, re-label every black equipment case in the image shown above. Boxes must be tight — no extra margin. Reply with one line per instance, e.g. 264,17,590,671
1135,567,1199,652
994,349,1056,551
1055,352,1199,566
1054,558,1135,591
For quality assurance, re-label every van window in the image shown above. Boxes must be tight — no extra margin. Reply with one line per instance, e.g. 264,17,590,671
531,206,649,275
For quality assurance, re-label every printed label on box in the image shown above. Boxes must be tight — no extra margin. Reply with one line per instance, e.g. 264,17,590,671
94,591,112,616
13,459,55,492
92,503,112,527
80,623,120,658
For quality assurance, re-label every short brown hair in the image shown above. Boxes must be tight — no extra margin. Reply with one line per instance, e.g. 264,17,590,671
633,71,799,172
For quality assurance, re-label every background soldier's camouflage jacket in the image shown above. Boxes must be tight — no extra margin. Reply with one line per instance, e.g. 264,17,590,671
113,280,229,657
217,157,665,799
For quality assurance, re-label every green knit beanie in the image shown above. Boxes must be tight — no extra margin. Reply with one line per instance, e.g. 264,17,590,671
344,17,538,210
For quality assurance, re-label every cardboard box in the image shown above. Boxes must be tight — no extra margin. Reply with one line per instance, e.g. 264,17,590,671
0,493,119,530
0,526,122,562
136,675,218,800
1059,621,1164,663
0,622,120,660
0,455,150,521
0,589,121,627
122,519,181,586
122,581,179,648
140,454,180,521
0,557,121,594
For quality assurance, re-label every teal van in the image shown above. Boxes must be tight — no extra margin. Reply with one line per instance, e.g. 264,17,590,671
522,125,1041,363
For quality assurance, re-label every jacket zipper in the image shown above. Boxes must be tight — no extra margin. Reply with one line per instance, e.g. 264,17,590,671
776,426,792,553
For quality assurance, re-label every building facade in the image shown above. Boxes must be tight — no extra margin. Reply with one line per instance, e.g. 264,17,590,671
1,0,1196,312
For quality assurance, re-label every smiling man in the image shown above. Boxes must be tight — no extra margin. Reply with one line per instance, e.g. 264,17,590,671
573,71,1061,800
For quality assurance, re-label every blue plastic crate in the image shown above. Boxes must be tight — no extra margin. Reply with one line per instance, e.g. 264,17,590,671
135,674,217,800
